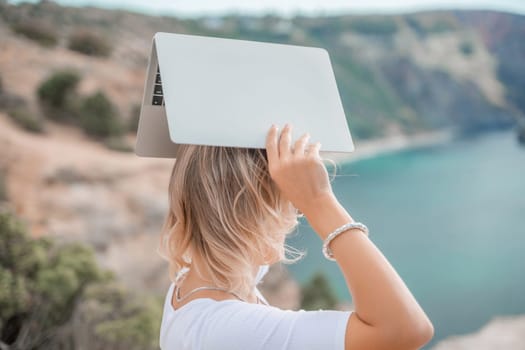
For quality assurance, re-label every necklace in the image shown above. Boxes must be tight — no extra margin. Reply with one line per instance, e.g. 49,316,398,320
175,283,252,303
174,269,268,305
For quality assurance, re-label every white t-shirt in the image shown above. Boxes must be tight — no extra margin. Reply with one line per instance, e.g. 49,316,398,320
159,266,352,350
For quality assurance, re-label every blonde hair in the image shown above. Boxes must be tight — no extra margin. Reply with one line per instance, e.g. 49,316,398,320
158,145,305,300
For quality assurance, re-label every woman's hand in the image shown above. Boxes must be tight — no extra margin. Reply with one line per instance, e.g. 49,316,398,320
265,123,335,217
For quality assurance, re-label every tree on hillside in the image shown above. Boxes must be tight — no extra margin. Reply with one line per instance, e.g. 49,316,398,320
0,209,107,348
68,30,112,57
78,91,124,138
10,20,58,48
37,70,81,121
300,271,339,311
0,210,162,350
0,168,6,202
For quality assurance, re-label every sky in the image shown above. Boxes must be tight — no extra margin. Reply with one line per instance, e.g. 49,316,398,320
7,0,525,18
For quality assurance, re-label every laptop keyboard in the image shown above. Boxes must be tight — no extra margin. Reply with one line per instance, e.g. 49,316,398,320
152,65,165,106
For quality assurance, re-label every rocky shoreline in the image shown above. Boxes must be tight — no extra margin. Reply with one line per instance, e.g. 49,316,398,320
324,128,458,165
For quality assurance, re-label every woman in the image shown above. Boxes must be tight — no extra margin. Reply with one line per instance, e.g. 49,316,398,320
158,123,434,349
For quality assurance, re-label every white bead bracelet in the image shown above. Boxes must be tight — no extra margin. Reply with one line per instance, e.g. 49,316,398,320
322,222,369,261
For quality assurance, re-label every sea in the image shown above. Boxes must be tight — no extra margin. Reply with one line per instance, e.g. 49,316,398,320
285,129,525,347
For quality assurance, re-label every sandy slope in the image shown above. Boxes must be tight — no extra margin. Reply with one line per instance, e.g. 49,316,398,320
1,111,174,290
0,113,305,307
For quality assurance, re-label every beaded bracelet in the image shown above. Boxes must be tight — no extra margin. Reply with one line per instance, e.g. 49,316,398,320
322,222,369,261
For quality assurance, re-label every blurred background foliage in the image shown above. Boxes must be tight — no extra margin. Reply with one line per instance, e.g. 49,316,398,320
0,208,162,350
67,29,112,57
300,271,338,311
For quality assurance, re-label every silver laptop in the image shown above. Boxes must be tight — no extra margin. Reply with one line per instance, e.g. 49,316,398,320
135,32,355,158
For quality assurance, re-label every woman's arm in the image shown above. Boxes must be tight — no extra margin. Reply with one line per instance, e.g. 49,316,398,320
305,194,434,350
265,124,434,350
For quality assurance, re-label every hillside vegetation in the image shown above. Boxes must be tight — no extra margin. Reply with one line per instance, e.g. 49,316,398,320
0,0,524,141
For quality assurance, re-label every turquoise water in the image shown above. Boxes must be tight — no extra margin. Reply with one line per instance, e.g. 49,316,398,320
285,129,525,347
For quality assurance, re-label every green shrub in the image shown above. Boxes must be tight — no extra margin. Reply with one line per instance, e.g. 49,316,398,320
78,91,123,138
300,271,338,310
10,20,58,47
0,169,6,202
0,210,162,349
37,70,81,120
36,73,127,141
79,283,162,350
406,16,424,35
405,15,458,36
104,136,133,152
68,30,112,57
459,41,474,56
7,106,45,133
0,210,106,347
518,123,525,146
128,103,141,133
427,20,456,33
348,18,398,35
349,117,381,140
306,20,344,39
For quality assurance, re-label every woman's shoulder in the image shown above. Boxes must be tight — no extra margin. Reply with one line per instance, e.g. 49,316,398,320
160,282,353,350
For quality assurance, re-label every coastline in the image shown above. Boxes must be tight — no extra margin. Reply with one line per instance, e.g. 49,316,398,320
431,314,525,349
325,128,458,165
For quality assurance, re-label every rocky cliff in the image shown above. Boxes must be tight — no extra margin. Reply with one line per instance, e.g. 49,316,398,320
1,1,524,139
1,0,524,301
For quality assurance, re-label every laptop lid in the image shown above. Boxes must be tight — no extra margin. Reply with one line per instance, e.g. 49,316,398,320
135,32,354,158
